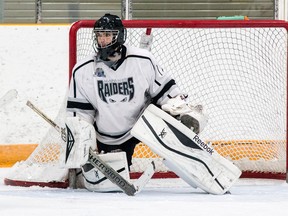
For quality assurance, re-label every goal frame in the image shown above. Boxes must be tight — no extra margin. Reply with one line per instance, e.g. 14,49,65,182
69,19,288,181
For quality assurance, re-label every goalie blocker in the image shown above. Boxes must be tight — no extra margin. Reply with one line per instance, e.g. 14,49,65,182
131,104,242,195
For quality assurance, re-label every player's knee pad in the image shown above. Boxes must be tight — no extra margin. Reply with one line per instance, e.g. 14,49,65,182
163,152,233,195
81,152,130,192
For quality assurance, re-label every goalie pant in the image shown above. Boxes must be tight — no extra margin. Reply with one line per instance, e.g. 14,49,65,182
131,104,242,195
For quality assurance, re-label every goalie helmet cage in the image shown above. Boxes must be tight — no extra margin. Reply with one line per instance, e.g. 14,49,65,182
4,19,288,189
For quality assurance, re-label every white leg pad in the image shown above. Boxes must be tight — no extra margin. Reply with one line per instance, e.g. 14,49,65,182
81,152,131,192
131,104,242,195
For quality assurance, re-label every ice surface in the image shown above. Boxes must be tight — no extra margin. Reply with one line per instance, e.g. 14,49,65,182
1,168,288,216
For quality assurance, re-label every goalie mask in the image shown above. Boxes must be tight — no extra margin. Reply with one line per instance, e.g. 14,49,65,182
93,13,127,60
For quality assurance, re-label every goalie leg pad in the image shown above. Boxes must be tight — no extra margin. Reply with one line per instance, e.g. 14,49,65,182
131,104,242,195
81,152,131,192
163,159,197,189
163,152,238,195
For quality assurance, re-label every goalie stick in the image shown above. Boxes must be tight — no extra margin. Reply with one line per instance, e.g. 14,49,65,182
26,100,155,196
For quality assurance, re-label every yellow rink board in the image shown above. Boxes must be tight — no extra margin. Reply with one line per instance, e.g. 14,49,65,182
0,144,38,167
134,140,283,161
0,140,284,167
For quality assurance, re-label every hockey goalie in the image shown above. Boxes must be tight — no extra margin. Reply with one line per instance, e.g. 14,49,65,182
5,13,241,195
62,13,241,195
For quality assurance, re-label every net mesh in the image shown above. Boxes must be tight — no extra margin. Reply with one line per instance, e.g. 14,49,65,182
124,27,286,174
5,21,288,185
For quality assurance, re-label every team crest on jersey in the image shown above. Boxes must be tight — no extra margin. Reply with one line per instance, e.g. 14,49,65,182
94,68,106,77
98,77,134,103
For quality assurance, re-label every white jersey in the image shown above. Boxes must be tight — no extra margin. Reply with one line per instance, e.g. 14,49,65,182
67,45,182,145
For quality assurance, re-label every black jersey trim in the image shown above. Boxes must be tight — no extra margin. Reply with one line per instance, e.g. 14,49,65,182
67,101,94,110
152,79,176,104
125,54,154,69
72,59,94,97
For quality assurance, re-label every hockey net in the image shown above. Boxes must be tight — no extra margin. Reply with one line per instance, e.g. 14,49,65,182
5,19,288,187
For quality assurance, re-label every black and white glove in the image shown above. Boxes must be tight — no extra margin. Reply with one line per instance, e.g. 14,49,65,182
161,95,208,134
